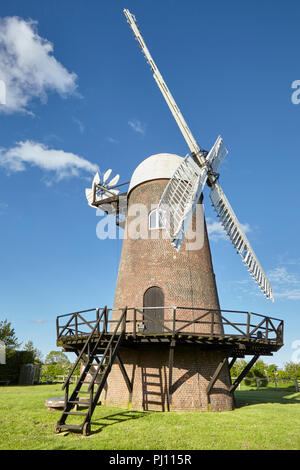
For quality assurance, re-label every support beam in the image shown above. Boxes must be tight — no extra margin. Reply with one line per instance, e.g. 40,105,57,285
116,354,133,403
168,340,176,410
230,354,260,393
228,356,237,371
227,355,237,409
206,357,228,405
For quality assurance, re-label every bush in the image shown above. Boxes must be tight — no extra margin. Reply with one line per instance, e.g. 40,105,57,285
244,378,254,386
258,378,268,387
40,362,80,383
243,377,268,387
0,349,35,384
284,362,300,380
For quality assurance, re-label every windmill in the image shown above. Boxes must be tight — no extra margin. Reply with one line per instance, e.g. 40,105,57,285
86,10,273,301
54,10,283,435
85,169,120,207
85,169,128,227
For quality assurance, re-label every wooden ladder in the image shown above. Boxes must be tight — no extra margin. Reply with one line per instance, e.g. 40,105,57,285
54,307,127,436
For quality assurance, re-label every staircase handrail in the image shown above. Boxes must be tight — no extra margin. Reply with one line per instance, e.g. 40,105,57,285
62,306,107,391
87,307,127,391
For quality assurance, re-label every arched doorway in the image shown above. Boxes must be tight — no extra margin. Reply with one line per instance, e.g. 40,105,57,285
143,286,164,334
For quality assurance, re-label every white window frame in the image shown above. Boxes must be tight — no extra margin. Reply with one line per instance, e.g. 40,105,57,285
149,208,163,230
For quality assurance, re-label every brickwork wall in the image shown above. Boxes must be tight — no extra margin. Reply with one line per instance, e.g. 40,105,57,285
105,178,233,411
112,180,223,335
103,345,233,412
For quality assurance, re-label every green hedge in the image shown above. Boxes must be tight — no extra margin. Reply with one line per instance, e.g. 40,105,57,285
0,349,34,384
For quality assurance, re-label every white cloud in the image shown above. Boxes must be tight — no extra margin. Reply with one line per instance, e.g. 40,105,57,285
72,117,84,134
207,219,227,241
267,266,300,301
229,265,300,301
107,136,118,144
0,16,77,114
274,290,300,300
128,119,146,135
268,267,298,285
240,222,250,234
206,217,250,242
0,140,98,182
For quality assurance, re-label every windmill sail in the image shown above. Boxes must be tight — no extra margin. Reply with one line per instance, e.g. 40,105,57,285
85,169,120,207
158,155,208,250
207,135,228,173
123,8,207,167
157,135,228,250
124,9,274,301
210,182,273,301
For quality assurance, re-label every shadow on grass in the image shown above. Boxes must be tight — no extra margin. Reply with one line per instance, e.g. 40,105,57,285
90,410,149,435
234,386,300,408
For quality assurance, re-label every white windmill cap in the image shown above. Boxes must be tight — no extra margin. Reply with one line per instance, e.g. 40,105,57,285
128,153,184,194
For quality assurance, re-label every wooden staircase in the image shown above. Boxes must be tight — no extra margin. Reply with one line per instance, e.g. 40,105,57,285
54,307,127,436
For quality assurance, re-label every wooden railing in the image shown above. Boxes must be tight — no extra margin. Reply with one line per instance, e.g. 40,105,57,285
56,306,283,345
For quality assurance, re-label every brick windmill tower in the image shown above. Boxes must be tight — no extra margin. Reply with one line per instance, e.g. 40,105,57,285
85,9,274,412
106,151,233,412
54,10,283,435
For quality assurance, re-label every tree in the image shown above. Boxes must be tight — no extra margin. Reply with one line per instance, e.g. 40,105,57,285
266,364,278,379
251,359,268,378
284,362,300,379
42,350,73,382
45,350,70,365
230,358,275,387
230,359,248,378
24,341,43,363
0,319,20,349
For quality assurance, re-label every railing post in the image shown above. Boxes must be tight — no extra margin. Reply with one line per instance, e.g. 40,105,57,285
279,321,284,343
123,307,127,333
247,312,250,339
265,317,269,341
173,308,176,336
104,307,108,333
56,316,59,340
96,308,100,335
133,308,136,338
75,314,78,337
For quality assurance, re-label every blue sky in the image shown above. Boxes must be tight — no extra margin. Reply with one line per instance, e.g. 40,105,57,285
0,0,300,367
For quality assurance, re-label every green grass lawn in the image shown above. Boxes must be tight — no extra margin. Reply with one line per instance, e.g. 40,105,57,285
0,384,299,450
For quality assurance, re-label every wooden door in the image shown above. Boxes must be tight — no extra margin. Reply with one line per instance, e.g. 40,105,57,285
143,287,164,334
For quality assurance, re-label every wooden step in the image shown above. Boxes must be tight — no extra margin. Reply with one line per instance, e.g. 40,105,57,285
68,400,90,404
58,424,83,431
